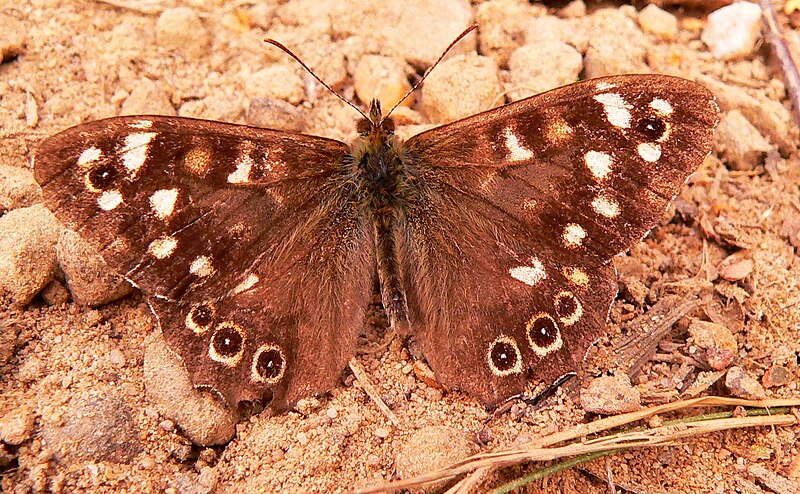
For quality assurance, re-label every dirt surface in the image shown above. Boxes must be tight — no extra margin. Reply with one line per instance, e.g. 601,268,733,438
2,1,800,493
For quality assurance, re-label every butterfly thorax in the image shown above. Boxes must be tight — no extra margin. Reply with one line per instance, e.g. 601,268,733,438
350,100,413,331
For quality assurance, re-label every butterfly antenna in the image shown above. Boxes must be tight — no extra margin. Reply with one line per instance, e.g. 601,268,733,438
264,38,370,121
382,24,478,122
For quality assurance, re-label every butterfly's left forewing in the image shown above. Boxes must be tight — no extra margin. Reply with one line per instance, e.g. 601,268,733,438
401,75,718,404
36,117,375,408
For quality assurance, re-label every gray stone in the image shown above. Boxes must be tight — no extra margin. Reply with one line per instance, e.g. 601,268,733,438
0,165,41,211
41,391,142,463
56,229,133,307
144,334,237,446
581,374,641,414
421,53,501,123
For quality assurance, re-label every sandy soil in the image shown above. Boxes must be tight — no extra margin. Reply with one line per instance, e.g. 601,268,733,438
1,1,799,493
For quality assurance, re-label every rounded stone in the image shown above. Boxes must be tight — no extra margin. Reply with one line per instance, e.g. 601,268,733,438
244,65,305,104
421,53,501,123
155,7,210,58
56,229,133,308
0,205,61,305
41,391,141,463
581,374,641,415
143,333,237,446
507,41,583,101
120,78,176,116
354,55,412,111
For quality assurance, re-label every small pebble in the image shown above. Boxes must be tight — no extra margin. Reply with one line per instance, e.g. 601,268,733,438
0,13,26,62
156,7,210,58
244,65,305,104
354,55,412,111
296,432,309,445
0,406,35,445
717,256,754,281
109,348,126,368
715,110,771,171
326,407,338,419
40,280,70,305
374,427,390,439
761,364,790,388
638,4,678,40
421,53,501,123
507,40,582,101
702,2,763,60
120,78,176,116
246,98,305,132
0,205,61,305
725,366,767,400
581,374,641,414
160,419,176,432
0,165,41,211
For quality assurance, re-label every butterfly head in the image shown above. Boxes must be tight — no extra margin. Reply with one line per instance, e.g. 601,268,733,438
356,99,395,138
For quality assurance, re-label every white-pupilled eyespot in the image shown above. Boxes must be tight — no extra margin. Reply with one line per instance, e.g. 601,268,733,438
525,313,563,357
487,335,523,377
251,343,286,384
554,291,583,326
209,322,246,367
185,302,216,335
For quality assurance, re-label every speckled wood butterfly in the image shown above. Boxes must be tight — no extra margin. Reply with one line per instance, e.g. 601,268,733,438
34,49,718,410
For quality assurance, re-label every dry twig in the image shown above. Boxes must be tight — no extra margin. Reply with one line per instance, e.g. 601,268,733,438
761,0,800,128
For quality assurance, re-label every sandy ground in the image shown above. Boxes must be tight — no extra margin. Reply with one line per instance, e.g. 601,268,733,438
1,0,800,493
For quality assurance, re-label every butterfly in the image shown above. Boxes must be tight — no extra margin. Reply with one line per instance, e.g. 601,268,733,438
34,65,718,411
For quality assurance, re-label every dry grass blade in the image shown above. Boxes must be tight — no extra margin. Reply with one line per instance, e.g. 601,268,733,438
354,397,800,494
95,0,163,14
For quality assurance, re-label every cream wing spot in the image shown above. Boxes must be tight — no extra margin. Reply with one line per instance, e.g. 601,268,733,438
184,146,213,177
596,81,617,91
148,236,178,259
584,150,613,181
189,255,215,278
525,313,563,357
594,93,632,128
637,142,662,162
149,188,179,220
563,223,586,248
563,267,590,289
649,98,673,116
233,273,259,294
77,147,102,167
130,119,153,129
121,132,157,174
487,335,523,377
251,344,286,384
97,190,123,210
509,257,546,286
591,194,620,218
209,322,245,367
228,153,254,183
502,127,534,161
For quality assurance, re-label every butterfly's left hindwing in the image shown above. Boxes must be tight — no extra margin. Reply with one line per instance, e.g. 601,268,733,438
35,117,374,408
400,75,718,404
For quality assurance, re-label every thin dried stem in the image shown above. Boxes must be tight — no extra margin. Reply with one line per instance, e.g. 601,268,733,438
348,358,400,428
761,0,800,128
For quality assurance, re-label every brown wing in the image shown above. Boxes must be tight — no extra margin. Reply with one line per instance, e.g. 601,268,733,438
398,75,718,404
35,116,374,409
